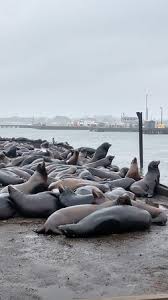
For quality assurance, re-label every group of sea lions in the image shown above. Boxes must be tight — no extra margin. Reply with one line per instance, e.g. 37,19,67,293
0,139,167,238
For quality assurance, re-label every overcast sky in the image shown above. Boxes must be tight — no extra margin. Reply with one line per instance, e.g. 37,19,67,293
0,0,168,118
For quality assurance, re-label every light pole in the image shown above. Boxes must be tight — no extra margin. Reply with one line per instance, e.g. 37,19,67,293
145,94,148,121
160,107,163,125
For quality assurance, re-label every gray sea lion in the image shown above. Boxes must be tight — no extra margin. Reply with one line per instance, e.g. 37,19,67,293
0,152,11,165
126,157,141,181
58,186,106,207
8,186,60,218
75,186,103,195
130,161,160,197
6,167,31,181
1,162,48,194
4,145,17,158
59,205,152,237
0,169,24,186
89,142,111,162
77,147,95,157
78,170,95,180
35,200,116,235
87,167,121,180
84,155,115,168
35,195,132,235
118,167,129,178
0,193,16,219
105,187,136,200
108,178,135,190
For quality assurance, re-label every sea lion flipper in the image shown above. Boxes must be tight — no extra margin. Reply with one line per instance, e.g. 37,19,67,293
34,226,45,234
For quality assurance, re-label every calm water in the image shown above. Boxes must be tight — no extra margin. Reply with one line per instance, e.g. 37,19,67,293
0,128,168,184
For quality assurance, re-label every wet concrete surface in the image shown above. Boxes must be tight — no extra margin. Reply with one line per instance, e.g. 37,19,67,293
1,197,168,300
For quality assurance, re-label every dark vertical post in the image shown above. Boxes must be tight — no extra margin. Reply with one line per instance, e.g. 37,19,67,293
136,112,143,171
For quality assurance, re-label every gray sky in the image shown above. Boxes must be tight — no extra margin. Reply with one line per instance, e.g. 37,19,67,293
0,0,168,118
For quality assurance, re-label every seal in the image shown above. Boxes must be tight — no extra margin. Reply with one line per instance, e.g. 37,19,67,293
75,185,103,195
49,178,109,193
89,142,111,162
4,144,17,158
59,205,152,237
87,167,121,180
58,186,106,207
35,194,132,235
105,187,136,200
35,200,115,235
126,157,141,181
8,186,60,218
0,193,16,220
66,150,79,165
131,198,167,225
130,160,160,197
84,155,115,168
108,178,135,190
0,169,24,186
1,162,48,194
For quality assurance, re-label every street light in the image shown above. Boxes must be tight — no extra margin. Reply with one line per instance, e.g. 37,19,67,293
160,107,163,124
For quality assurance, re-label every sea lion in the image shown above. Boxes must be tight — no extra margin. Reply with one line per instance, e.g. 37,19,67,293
35,200,116,235
66,150,79,165
118,167,129,178
130,161,160,197
77,147,95,157
6,167,31,181
54,166,77,179
126,157,141,181
0,152,11,165
36,194,132,235
87,167,121,180
105,187,136,200
84,155,115,168
89,142,111,162
75,185,103,195
78,170,95,180
49,178,109,193
58,186,106,207
0,169,24,186
1,162,48,194
131,198,167,225
0,193,16,219
108,178,135,190
8,186,60,218
4,144,17,158
59,205,152,237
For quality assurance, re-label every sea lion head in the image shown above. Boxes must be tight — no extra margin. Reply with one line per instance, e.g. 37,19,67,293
102,142,111,151
116,194,132,206
36,161,48,181
148,160,160,171
132,157,137,164
107,155,115,163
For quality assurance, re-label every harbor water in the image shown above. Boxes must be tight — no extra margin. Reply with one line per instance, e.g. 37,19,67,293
0,128,168,184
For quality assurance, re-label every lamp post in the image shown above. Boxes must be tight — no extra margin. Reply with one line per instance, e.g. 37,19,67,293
136,112,143,172
160,107,163,125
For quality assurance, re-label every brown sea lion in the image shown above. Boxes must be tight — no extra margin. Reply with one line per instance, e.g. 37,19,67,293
49,178,109,192
66,150,79,165
126,157,141,181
